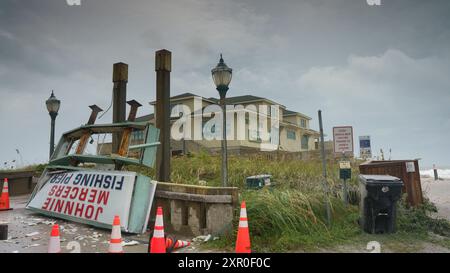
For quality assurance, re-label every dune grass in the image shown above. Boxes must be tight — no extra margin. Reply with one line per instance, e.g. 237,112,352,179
23,152,450,252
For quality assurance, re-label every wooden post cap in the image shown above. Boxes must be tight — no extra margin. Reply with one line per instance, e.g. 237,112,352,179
113,62,128,82
155,49,172,72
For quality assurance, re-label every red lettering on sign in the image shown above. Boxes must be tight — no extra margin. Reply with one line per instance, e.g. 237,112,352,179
85,205,94,219
79,188,88,201
55,199,64,213
42,197,51,210
74,202,84,217
70,187,79,199
95,207,103,221
88,189,98,203
48,198,56,211
48,185,57,196
64,200,74,215
55,186,64,197
61,186,71,199
97,191,110,205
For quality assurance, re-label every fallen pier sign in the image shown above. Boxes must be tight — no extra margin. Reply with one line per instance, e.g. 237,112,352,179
27,169,156,234
26,103,161,234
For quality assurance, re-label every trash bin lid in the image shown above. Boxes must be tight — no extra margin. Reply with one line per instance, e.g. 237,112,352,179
359,174,403,186
247,174,272,179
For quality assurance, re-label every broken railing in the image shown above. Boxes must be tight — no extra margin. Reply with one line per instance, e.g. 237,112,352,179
27,101,161,233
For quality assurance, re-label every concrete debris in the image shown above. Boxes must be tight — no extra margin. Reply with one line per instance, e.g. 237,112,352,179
74,235,85,241
64,228,78,235
192,234,213,243
91,232,102,239
192,235,208,242
122,240,139,247
26,232,39,237
31,237,41,241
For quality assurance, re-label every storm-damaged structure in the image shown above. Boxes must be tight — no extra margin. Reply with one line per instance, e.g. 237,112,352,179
26,51,238,236
27,101,161,233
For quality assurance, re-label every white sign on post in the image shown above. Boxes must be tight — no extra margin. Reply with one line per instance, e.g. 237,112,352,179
333,126,354,155
27,170,137,231
406,162,415,173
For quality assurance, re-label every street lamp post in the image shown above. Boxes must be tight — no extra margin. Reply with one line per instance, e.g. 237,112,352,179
46,90,61,159
211,54,233,187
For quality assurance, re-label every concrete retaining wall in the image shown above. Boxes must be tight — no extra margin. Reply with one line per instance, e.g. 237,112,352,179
151,182,239,236
0,171,37,196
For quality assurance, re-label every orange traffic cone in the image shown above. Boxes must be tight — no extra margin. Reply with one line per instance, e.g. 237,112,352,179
149,207,166,253
108,215,124,253
166,236,191,252
235,201,251,253
0,178,12,211
48,224,61,253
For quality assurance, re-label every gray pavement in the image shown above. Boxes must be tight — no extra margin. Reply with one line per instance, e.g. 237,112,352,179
0,195,203,253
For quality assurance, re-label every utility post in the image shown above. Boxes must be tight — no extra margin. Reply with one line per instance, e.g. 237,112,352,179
112,62,128,154
339,151,351,206
318,110,332,226
155,49,171,182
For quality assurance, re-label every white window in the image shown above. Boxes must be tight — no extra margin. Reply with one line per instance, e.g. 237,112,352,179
300,119,307,128
287,130,296,140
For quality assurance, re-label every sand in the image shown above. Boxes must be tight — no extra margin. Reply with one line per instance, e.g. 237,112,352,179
421,177,450,220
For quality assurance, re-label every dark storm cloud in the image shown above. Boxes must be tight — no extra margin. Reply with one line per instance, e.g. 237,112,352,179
0,0,449,168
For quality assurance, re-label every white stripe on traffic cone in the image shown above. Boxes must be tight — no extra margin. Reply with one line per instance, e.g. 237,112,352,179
108,215,124,253
48,224,61,253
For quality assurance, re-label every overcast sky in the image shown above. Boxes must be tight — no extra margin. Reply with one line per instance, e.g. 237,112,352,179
0,0,449,169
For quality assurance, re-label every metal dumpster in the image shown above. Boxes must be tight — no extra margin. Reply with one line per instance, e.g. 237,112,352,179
359,160,423,206
246,175,272,189
359,175,404,234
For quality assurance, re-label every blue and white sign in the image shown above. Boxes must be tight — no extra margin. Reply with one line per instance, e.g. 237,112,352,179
359,136,372,159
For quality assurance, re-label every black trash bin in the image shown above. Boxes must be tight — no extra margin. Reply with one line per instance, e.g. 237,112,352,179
359,175,404,234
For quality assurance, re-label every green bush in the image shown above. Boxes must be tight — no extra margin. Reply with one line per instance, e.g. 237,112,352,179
210,189,360,252
397,196,450,237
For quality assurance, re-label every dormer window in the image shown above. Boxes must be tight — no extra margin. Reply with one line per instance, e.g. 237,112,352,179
300,119,307,128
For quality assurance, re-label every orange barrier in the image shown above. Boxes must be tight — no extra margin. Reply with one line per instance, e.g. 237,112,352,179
166,236,191,252
149,207,166,253
235,201,251,253
0,178,12,211
48,224,61,253
108,215,124,253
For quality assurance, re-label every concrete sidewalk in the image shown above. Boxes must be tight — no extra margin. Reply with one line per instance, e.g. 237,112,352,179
0,195,202,253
